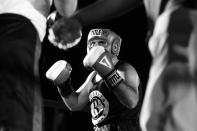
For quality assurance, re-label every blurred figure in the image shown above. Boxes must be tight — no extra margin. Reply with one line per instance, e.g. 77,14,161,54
48,0,140,50
0,0,77,131
48,0,197,131
46,29,143,131
140,1,197,131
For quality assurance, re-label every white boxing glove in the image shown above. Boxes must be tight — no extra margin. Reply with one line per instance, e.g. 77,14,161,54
46,60,72,84
46,60,73,97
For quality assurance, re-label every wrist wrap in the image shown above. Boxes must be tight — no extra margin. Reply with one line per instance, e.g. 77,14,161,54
105,69,123,90
56,77,74,97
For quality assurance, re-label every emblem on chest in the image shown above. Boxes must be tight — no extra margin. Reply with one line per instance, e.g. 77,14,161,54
89,90,109,125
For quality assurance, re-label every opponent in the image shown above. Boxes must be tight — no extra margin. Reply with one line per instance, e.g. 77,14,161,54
0,0,78,131
46,29,142,131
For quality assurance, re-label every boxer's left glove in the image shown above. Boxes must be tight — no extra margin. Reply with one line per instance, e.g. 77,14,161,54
83,46,123,90
46,60,74,97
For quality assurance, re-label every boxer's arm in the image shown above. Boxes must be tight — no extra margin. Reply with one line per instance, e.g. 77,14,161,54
83,46,140,109
60,71,96,111
54,0,78,17
46,60,95,111
113,63,140,109
71,0,142,26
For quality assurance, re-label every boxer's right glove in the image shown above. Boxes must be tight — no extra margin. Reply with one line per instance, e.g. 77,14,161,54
46,60,74,97
83,46,123,90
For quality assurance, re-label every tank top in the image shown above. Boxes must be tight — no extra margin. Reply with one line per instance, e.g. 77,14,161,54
88,61,143,127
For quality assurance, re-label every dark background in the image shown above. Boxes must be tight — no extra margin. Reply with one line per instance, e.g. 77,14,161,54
40,0,151,131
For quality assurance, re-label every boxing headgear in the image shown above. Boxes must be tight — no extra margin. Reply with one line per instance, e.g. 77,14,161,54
87,29,122,56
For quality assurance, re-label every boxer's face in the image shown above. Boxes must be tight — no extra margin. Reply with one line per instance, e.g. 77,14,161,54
87,38,111,53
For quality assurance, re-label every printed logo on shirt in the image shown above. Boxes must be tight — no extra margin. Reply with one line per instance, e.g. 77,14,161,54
89,90,109,125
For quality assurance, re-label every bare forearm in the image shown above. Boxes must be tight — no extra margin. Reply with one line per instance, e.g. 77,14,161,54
60,92,81,111
72,0,142,26
60,85,90,111
113,82,139,109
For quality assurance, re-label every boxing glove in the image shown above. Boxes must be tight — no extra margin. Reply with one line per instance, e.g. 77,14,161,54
83,46,123,90
46,60,74,97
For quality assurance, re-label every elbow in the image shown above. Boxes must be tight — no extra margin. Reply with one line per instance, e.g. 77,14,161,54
66,105,74,111
66,103,85,111
66,104,82,111
62,100,81,111
68,107,77,111
126,95,139,109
